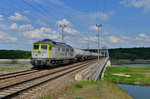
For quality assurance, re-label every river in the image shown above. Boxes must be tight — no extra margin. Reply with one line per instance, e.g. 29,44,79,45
118,84,150,99
115,64,150,99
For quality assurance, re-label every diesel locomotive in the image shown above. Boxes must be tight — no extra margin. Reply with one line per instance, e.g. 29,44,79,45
30,39,99,68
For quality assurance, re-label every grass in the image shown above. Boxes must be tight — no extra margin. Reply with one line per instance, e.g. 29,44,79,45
40,92,52,99
0,64,32,72
60,80,132,99
104,66,150,85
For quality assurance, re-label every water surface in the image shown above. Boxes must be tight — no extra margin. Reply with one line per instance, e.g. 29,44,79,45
118,84,150,99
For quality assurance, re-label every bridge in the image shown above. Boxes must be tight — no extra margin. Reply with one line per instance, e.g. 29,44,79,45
75,46,111,81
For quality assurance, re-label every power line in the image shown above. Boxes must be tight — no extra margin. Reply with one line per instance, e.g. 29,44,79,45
48,0,91,38
21,0,56,25
31,0,59,21
102,0,107,14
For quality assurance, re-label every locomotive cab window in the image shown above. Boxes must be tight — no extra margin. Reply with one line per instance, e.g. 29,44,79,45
33,45,39,50
41,45,47,50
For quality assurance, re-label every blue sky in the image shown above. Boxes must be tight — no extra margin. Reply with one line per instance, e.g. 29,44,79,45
0,0,150,50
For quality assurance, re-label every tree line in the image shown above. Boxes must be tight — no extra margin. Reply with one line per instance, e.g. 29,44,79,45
87,47,150,60
0,47,150,60
0,50,31,59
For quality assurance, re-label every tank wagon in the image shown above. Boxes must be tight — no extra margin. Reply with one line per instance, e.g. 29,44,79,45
30,39,99,68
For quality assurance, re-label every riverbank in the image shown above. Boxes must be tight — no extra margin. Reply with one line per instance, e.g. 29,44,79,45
58,80,132,99
111,59,150,65
104,66,150,85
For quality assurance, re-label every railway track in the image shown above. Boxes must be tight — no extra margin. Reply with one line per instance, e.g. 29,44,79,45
0,60,97,99
0,69,38,80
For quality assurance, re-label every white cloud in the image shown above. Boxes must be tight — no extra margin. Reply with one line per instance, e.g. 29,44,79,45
22,27,60,39
8,13,28,21
139,33,148,38
36,20,46,25
79,11,113,21
19,24,34,31
88,25,98,31
9,23,18,30
120,0,150,12
9,23,34,31
135,33,150,42
56,19,70,26
64,27,79,35
79,36,104,44
0,31,18,42
109,36,121,43
0,15,4,20
23,11,30,13
120,35,131,40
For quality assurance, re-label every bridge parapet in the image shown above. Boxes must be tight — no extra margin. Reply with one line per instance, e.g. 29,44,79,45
75,57,110,81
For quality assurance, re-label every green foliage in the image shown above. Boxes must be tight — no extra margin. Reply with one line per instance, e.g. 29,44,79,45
109,47,150,60
75,80,97,89
86,47,150,60
104,66,150,84
0,50,31,59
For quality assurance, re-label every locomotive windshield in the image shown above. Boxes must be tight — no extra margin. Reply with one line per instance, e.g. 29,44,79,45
33,45,39,50
41,45,47,50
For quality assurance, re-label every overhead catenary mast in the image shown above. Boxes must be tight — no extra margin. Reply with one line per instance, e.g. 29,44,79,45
96,24,102,61
60,25,66,43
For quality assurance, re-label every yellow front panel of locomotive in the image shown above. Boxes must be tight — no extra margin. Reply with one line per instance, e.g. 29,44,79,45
32,43,52,58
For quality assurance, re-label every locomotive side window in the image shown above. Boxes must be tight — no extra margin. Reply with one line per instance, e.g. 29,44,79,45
41,45,47,50
62,48,65,51
49,46,52,50
66,49,69,52
33,45,39,50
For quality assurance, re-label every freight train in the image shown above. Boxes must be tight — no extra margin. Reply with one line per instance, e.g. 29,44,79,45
30,39,100,68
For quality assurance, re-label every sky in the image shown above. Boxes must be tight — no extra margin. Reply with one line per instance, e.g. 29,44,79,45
0,0,150,50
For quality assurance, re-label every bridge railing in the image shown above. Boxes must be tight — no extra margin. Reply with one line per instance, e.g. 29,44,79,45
75,57,110,81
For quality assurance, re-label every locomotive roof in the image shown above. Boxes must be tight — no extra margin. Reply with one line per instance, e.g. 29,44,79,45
34,39,73,49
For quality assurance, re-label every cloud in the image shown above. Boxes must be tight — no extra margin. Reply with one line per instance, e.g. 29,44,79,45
120,0,150,12
9,23,34,31
78,11,114,21
79,36,104,44
64,27,79,35
22,27,60,39
88,25,98,31
8,13,28,21
9,23,18,30
109,36,121,43
109,35,131,44
36,20,46,25
23,11,30,13
139,33,148,38
91,12,109,21
56,19,70,26
0,31,18,42
0,15,4,21
120,35,131,40
19,24,34,31
135,33,150,42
